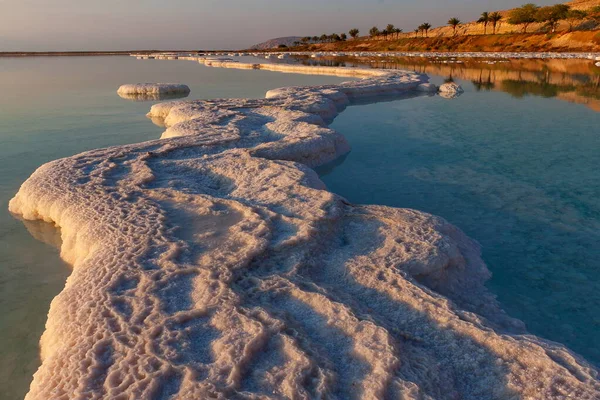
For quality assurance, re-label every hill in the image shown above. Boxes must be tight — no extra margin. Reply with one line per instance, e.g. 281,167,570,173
310,31,600,52
251,36,304,50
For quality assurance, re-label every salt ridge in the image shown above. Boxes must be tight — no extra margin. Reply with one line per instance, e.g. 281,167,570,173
10,64,600,399
117,83,190,95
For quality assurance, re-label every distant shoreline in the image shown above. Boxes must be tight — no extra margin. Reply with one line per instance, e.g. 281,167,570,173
0,51,216,57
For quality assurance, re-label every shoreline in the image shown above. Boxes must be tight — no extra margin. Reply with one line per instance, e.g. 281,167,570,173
9,63,600,399
3,49,600,60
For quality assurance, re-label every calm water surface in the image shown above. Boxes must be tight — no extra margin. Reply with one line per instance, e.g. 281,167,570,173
0,55,352,400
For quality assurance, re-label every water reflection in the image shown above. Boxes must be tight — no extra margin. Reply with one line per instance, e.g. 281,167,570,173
117,91,190,102
293,56,600,112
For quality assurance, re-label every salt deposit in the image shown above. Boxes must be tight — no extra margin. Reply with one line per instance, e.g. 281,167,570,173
10,64,600,399
117,83,191,96
438,82,464,95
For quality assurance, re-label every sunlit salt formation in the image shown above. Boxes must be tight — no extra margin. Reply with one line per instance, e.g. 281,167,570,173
117,83,191,97
438,82,464,99
10,66,600,399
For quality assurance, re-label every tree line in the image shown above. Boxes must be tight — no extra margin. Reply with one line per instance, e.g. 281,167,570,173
506,3,598,33
291,3,600,47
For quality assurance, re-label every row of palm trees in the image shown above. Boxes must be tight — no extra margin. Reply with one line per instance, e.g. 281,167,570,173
299,33,348,44
295,11,502,45
368,24,404,40
478,12,504,35
357,12,499,41
342,11,503,41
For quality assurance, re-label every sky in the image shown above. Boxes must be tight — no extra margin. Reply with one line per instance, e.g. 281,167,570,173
0,0,562,51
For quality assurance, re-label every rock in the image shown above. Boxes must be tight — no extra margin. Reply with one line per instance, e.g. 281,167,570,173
438,82,464,95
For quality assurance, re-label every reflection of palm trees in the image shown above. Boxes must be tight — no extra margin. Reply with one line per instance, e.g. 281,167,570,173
472,69,496,91
329,55,600,110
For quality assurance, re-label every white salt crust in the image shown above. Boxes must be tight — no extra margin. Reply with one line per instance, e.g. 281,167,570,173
10,64,600,399
117,83,190,96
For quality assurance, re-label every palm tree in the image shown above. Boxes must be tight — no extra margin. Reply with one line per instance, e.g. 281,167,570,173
478,11,490,34
340,33,347,41
386,24,395,40
319,34,328,43
414,28,419,38
369,26,380,40
421,22,432,37
490,12,502,34
312,36,319,43
395,28,403,39
381,29,389,40
349,28,360,39
448,18,461,35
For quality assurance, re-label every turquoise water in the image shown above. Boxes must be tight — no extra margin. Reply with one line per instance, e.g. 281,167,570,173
317,72,600,366
0,55,352,400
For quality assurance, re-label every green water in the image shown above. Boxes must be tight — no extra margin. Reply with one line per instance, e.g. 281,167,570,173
0,55,352,400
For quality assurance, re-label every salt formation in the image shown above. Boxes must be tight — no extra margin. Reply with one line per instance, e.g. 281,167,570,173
438,82,464,95
10,65,600,399
117,83,191,96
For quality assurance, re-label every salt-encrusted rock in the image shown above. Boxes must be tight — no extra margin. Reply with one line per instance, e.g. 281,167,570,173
117,83,190,96
438,82,464,95
10,64,600,400
596,61,600,67
416,83,438,93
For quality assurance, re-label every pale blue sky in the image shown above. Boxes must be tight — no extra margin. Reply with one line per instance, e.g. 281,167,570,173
0,0,561,51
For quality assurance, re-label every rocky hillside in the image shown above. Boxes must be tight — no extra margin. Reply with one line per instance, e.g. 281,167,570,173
312,31,600,52
250,36,303,50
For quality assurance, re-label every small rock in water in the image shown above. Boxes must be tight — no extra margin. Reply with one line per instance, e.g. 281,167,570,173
438,82,464,99
438,82,464,94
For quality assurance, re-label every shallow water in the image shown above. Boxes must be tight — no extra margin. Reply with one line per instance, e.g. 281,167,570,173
0,55,352,400
316,63,600,366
